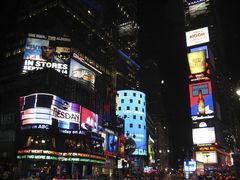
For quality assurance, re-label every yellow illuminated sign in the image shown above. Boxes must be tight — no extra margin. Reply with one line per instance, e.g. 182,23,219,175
187,50,206,74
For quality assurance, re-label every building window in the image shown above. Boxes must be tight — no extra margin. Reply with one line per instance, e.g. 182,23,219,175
140,94,142,98
140,116,142,120
130,123,133,128
133,115,136,119
124,92,127,96
118,107,121,110
124,115,127,118
121,99,124,103
138,124,141,128
133,93,136,96
127,106,130,110
142,108,144,112
135,107,138,111
130,99,133,103
138,100,141,104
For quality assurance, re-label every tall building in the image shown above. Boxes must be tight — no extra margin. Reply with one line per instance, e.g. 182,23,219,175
0,0,141,178
183,0,240,176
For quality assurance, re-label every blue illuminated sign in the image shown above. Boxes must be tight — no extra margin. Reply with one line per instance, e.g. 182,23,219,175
116,90,147,156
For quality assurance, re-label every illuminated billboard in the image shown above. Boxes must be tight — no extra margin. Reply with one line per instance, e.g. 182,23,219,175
81,107,98,133
20,93,100,134
189,81,214,120
189,0,210,18
69,54,96,90
116,90,147,156
187,49,210,82
184,0,211,26
51,97,81,131
190,45,209,59
20,93,54,130
192,127,216,145
186,27,209,47
22,34,71,75
184,160,196,172
187,50,206,74
107,134,118,153
195,151,217,164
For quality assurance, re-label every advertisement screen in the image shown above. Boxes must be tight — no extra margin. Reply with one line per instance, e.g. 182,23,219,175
69,55,96,90
20,93,84,132
81,107,98,133
189,0,209,18
23,34,70,75
189,81,214,120
187,50,206,74
20,93,54,130
51,97,81,131
186,27,209,47
107,134,118,153
192,127,216,145
184,160,196,172
184,0,210,26
195,151,217,164
116,90,147,156
190,45,209,59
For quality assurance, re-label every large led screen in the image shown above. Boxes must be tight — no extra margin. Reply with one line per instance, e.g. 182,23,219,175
187,50,206,74
184,0,210,26
184,160,196,172
81,107,98,133
189,81,214,120
51,96,81,131
20,93,82,132
23,34,70,75
192,127,216,145
69,54,96,90
20,93,54,130
116,90,147,156
195,151,217,164
186,27,209,47
189,0,209,18
190,45,209,59
21,93,102,134
107,133,118,153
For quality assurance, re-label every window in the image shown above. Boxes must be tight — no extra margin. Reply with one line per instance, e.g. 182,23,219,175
138,100,141,104
124,115,127,118
118,106,121,110
133,93,136,96
138,124,141,128
127,106,130,110
140,116,142,120
133,115,136,119
124,92,127,96
142,108,144,112
130,99,133,103
130,123,133,128
121,99,124,103
140,94,142,98
135,107,138,111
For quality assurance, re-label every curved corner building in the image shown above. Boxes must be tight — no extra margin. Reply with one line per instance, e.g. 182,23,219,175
116,90,147,156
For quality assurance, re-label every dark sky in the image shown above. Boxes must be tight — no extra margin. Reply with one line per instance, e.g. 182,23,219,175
139,0,240,168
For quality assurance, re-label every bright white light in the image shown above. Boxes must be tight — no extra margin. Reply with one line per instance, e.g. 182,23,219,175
161,80,164,84
236,89,240,96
